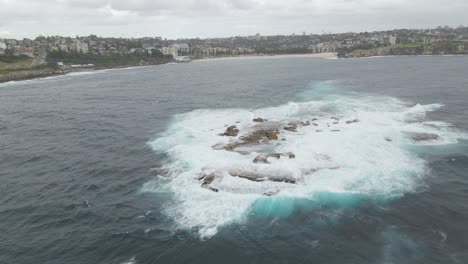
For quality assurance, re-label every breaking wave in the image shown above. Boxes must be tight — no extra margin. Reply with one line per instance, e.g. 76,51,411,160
143,81,466,238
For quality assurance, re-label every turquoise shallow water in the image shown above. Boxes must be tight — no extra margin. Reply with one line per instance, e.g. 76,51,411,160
1,55,468,264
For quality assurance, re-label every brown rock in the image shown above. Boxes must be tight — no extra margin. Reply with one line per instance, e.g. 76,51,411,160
253,117,267,122
198,173,220,192
201,183,219,192
263,190,280,196
403,131,439,141
253,155,270,164
346,119,359,124
199,173,216,184
228,169,296,184
265,129,279,140
253,152,295,164
219,127,280,152
284,123,298,132
223,125,239,137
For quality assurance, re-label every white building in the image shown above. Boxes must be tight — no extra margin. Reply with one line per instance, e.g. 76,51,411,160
170,43,190,55
0,39,6,50
384,35,398,46
72,39,89,54
161,46,178,57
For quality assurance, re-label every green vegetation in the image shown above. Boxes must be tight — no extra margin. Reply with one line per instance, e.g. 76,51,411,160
46,50,172,68
337,44,380,57
0,55,33,73
389,43,428,48
338,40,467,58
254,47,311,54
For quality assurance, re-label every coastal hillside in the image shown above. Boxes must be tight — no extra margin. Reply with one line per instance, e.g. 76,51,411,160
338,41,468,58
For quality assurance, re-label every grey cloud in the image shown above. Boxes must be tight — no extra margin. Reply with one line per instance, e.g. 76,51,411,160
0,0,466,39
61,0,109,8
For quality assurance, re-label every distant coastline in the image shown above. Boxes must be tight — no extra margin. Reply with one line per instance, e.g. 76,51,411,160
0,60,171,84
4,52,468,84
2,26,467,83
194,52,337,62
1,53,340,83
338,41,468,58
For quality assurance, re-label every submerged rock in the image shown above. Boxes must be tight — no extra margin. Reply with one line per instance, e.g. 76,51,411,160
263,190,280,196
199,173,219,192
221,127,280,151
241,127,280,142
199,173,216,184
223,125,239,137
201,184,219,192
228,168,297,184
253,152,296,164
346,119,359,124
253,117,267,122
253,155,270,164
284,123,298,132
403,131,439,141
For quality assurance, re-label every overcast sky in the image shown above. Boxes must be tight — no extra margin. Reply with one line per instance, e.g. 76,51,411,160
1,0,467,39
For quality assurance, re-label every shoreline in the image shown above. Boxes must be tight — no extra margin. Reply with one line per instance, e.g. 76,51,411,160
3,53,466,84
194,52,338,62
0,61,171,84
0,54,336,84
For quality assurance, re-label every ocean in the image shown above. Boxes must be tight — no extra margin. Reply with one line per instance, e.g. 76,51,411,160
1,55,468,264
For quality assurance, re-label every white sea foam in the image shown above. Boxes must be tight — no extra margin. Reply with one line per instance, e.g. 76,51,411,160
143,82,466,238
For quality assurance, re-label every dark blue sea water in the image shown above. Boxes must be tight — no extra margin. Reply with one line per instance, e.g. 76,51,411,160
1,56,468,264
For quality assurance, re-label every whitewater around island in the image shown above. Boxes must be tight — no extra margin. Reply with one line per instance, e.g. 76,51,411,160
143,81,466,238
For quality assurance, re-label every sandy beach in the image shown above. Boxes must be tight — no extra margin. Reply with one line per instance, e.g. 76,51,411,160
195,52,337,61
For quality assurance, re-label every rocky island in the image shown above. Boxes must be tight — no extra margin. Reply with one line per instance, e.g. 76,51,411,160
197,116,441,195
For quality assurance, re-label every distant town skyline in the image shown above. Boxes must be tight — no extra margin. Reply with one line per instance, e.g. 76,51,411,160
1,0,467,39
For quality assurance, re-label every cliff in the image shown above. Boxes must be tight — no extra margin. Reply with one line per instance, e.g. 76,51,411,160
339,42,468,58
0,68,65,83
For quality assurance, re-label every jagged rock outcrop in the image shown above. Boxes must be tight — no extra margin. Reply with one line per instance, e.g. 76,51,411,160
221,127,280,151
198,167,298,193
346,119,359,124
263,190,280,196
283,123,298,132
223,125,239,137
403,131,439,141
228,168,297,184
253,117,267,122
0,69,64,83
253,152,296,164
